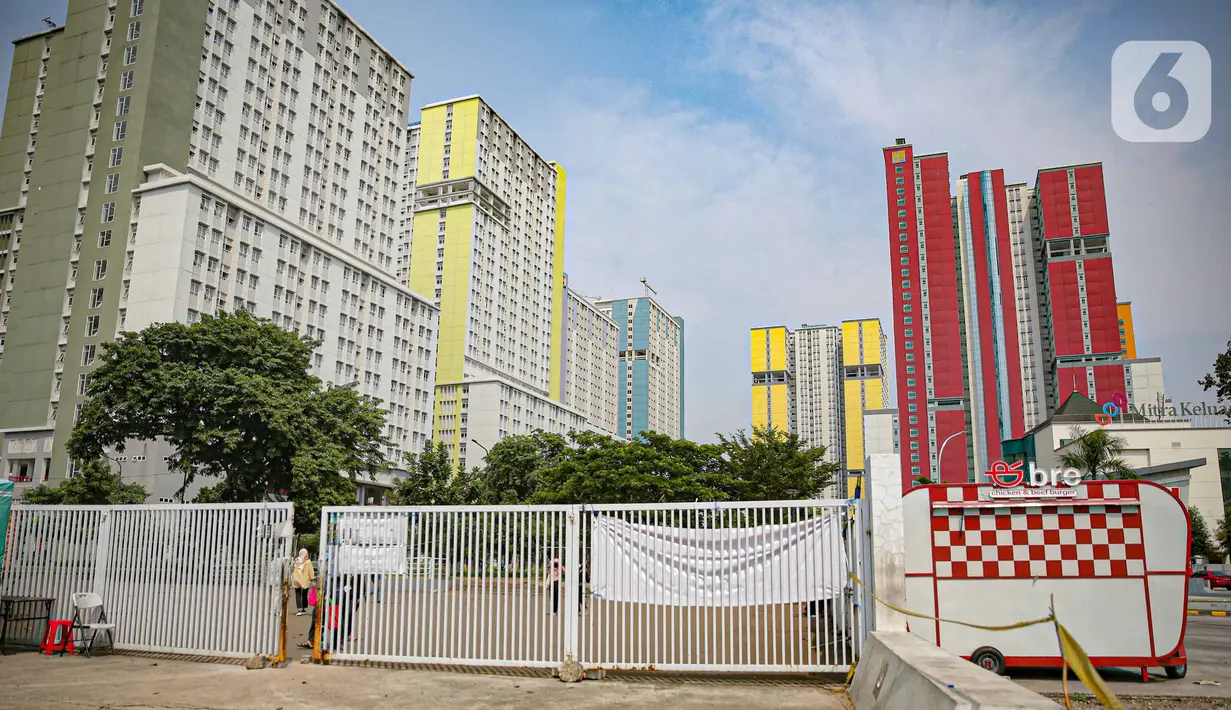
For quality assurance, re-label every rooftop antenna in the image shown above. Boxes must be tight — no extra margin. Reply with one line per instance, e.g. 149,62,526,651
640,277,657,298
42,17,58,28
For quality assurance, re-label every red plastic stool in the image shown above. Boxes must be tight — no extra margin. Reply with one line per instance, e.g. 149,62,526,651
41,619,74,656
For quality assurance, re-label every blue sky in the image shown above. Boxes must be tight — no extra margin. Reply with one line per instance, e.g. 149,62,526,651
3,0,1229,443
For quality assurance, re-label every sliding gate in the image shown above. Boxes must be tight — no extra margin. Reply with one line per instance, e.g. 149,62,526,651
318,499,864,672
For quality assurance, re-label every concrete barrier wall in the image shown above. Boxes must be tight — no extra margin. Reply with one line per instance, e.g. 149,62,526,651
849,632,1060,710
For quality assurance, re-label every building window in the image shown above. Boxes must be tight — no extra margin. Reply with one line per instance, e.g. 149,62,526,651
93,259,108,280
910,454,920,462
82,344,97,366
90,288,105,308
101,202,115,223
86,315,101,336
131,0,144,16
123,45,138,65
116,95,130,115
127,21,141,41
98,230,112,247
104,173,120,194
910,441,919,450
896,177,904,185
113,120,127,141
77,373,90,396
898,221,907,229
901,280,911,289
109,147,123,167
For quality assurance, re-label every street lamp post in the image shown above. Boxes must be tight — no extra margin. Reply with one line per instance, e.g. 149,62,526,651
936,430,967,483
470,439,490,457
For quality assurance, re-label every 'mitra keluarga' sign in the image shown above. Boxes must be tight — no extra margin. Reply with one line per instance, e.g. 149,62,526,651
985,461,1082,499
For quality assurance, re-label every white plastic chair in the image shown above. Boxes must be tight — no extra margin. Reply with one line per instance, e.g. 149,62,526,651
69,593,115,657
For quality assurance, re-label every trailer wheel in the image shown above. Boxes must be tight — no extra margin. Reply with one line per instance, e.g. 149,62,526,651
1165,664,1187,679
970,647,1006,675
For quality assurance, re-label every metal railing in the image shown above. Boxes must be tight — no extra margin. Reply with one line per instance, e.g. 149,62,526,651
1,503,293,658
317,500,864,672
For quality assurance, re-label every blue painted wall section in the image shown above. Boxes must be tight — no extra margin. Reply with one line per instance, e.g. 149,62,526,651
610,300,628,439
631,299,650,437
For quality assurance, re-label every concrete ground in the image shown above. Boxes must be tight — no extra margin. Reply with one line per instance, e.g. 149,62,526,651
1013,615,1231,701
0,653,850,710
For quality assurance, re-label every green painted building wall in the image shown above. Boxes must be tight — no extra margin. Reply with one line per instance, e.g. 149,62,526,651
0,0,207,481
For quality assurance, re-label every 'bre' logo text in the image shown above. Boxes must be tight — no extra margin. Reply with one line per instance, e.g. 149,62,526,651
986,461,1081,499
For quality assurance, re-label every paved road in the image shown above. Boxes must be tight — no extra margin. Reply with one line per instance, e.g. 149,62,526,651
1014,615,1231,699
0,653,848,710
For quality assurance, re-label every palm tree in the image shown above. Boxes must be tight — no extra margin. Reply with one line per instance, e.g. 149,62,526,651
1058,427,1138,480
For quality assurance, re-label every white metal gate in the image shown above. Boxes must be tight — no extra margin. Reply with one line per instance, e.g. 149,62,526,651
1,503,293,658
318,499,864,672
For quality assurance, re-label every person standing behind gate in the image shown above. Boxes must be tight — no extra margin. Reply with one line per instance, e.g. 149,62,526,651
546,558,563,614
292,549,315,616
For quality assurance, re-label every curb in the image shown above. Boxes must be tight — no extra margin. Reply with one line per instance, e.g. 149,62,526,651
1187,609,1228,616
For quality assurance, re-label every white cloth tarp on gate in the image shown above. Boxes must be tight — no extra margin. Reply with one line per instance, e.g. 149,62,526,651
590,513,849,607
334,514,408,575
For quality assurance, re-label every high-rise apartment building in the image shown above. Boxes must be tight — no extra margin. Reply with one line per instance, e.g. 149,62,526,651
1118,301,1136,358
747,320,884,494
396,122,420,283
882,141,968,488
562,280,620,436
954,170,1025,476
0,0,439,499
750,325,794,433
840,318,889,490
597,296,684,440
794,324,843,466
1034,163,1124,407
883,140,1142,490
403,95,579,468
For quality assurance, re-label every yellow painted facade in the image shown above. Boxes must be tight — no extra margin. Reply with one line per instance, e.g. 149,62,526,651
415,105,449,186
448,99,480,179
750,326,792,432
752,386,769,429
750,329,767,371
768,328,788,371
1118,302,1136,358
861,321,882,365
549,163,567,401
843,379,863,470
841,321,861,366
770,384,788,427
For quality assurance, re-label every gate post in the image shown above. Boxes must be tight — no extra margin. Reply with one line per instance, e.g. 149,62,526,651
562,506,581,666
90,507,114,597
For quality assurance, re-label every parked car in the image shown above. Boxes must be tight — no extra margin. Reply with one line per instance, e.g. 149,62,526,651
1192,568,1231,590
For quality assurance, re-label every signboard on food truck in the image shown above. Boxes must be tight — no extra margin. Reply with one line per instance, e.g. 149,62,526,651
985,461,1083,499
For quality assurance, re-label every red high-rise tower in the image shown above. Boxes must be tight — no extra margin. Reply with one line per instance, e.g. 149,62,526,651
882,140,967,490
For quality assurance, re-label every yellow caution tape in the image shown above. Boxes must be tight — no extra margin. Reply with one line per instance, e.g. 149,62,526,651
848,573,1055,631
848,573,1124,709
1057,623,1124,710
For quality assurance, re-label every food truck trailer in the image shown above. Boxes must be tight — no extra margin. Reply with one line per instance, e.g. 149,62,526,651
902,475,1190,681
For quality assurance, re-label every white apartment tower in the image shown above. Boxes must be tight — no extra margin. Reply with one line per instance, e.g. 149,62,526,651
562,282,620,437
0,0,439,501
596,295,685,440
403,95,578,468
793,324,844,467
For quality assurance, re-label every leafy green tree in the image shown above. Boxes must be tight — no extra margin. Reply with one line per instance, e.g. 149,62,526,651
476,432,568,504
914,475,936,486
717,426,840,500
1190,507,1217,561
66,310,389,530
530,430,732,504
1058,427,1138,480
1199,337,1231,422
1214,507,1230,562
393,441,483,505
22,458,148,505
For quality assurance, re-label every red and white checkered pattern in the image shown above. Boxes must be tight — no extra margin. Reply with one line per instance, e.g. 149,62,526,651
927,482,1145,580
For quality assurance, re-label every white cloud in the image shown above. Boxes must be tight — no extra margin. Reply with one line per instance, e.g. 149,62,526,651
532,0,1228,441
701,0,1231,404
544,83,887,440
